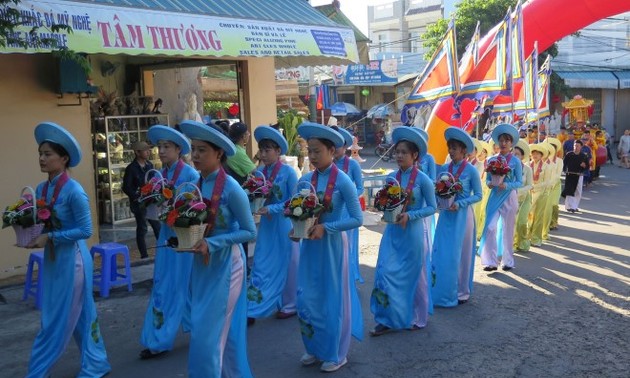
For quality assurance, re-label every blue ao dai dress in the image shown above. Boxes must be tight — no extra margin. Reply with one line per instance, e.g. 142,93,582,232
431,161,482,307
334,156,364,283
28,174,111,378
141,161,199,352
371,167,436,329
478,153,523,267
297,165,363,364
188,169,256,377
247,163,298,317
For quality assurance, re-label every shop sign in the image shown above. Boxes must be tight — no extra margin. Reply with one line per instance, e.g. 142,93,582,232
275,67,310,83
0,0,359,61
331,59,398,85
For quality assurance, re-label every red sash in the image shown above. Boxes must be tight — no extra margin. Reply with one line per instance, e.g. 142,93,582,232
395,167,419,212
263,161,282,183
163,160,185,185
198,168,227,237
530,160,543,182
448,160,468,181
311,163,339,214
41,171,70,260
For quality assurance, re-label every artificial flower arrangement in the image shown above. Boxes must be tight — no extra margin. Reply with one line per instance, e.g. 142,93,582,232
2,187,59,247
373,178,407,223
485,157,512,186
138,169,174,220
242,171,273,214
435,173,463,209
283,187,324,239
485,158,511,176
160,184,209,249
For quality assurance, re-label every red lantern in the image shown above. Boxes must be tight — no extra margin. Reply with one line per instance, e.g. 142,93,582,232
228,103,240,116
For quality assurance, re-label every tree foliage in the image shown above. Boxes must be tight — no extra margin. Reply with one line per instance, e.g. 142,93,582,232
0,0,90,73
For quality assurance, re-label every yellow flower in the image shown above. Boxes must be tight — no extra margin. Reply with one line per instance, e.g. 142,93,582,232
291,197,303,207
182,193,194,200
387,186,401,196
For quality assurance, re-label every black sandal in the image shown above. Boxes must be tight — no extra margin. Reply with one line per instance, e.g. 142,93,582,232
139,349,167,360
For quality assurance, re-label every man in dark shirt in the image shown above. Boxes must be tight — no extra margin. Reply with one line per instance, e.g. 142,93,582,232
562,140,589,213
123,141,161,258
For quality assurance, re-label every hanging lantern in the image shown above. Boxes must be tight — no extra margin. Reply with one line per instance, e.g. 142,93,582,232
228,103,240,116
361,88,370,97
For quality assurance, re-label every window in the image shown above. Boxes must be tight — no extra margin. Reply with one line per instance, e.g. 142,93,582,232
374,4,394,19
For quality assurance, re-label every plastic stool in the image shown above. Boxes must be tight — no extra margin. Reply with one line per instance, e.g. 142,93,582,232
90,243,132,298
23,251,44,310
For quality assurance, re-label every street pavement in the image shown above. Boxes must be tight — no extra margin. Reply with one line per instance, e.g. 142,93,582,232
1,160,629,377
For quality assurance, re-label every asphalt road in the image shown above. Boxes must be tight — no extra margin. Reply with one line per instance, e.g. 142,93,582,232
1,161,628,377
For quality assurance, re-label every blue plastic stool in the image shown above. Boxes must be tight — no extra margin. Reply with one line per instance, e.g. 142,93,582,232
23,251,44,310
90,243,132,298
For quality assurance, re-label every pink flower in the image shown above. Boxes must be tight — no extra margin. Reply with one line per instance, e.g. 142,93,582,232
23,194,33,201
188,201,207,211
37,208,51,221
18,203,31,211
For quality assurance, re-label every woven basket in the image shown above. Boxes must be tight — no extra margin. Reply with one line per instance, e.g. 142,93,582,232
437,196,455,210
290,217,316,239
13,223,45,248
382,204,403,223
142,169,168,220
490,174,505,186
173,224,207,250
250,197,266,215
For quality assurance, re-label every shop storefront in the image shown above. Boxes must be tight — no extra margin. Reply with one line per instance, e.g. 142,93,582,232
0,0,358,278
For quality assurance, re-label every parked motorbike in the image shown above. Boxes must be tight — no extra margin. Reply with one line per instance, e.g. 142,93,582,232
374,142,394,162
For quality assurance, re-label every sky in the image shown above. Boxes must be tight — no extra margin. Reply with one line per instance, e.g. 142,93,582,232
309,0,393,36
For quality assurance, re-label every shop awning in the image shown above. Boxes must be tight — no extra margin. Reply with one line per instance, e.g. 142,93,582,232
1,0,360,67
555,71,619,89
613,71,630,89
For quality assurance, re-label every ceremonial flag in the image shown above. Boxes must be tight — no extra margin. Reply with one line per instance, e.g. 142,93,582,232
537,54,551,118
490,41,537,116
459,21,480,83
510,1,525,83
401,19,459,124
457,11,511,102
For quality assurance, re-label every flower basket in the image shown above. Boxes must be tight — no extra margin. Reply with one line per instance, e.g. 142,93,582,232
140,169,173,220
382,203,403,223
437,196,455,210
13,223,45,248
435,172,463,209
290,217,316,239
284,182,324,238
243,170,272,203
490,174,505,186
4,186,46,247
250,197,266,215
173,224,207,250
374,177,407,223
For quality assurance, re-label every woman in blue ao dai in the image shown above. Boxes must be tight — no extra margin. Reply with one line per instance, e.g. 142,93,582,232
26,122,110,378
247,126,299,319
295,122,363,373
479,124,523,271
431,127,482,307
140,125,199,359
332,126,364,283
370,127,436,336
180,120,256,377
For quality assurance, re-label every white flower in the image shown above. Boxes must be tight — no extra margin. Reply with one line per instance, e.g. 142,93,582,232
293,207,303,217
440,174,450,181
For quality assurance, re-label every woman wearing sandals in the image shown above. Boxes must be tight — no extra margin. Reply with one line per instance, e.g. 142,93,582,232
247,125,299,321
527,143,552,248
478,124,522,272
179,120,256,377
370,127,437,336
295,122,363,373
140,125,199,359
25,122,111,378
431,127,482,307
331,126,365,284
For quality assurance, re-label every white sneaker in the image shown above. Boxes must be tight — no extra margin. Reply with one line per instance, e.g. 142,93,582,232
320,358,347,372
300,353,317,366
